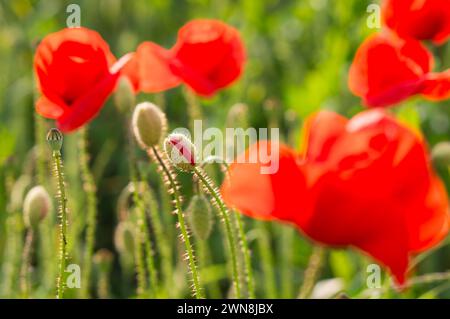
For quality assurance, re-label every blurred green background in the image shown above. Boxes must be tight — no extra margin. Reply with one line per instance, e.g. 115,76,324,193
0,0,449,298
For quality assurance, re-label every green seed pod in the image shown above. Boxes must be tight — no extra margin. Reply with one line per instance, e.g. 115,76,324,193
114,221,136,254
93,249,114,273
432,141,450,168
132,102,167,150
46,128,63,152
114,77,136,113
23,186,51,229
164,133,197,172
187,195,213,240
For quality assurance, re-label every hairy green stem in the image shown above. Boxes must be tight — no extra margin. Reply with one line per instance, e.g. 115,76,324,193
142,183,173,297
193,167,241,298
298,245,325,299
234,212,255,298
150,146,204,299
52,150,68,299
79,128,98,298
126,116,159,297
133,213,148,298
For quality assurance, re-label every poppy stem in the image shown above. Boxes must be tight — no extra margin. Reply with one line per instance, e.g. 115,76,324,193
2,205,24,297
51,149,68,299
149,146,204,299
257,222,277,298
79,127,98,298
193,167,242,298
132,205,148,298
141,182,173,297
20,229,34,299
298,245,325,299
234,212,255,298
126,118,159,297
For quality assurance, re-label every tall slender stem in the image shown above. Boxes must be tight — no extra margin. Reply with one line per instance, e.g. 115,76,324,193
298,245,325,299
20,229,34,299
193,167,242,298
234,212,255,298
52,150,68,299
150,146,204,299
79,128,98,298
126,118,158,297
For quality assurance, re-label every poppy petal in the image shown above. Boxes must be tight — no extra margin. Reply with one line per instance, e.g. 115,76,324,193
221,141,307,223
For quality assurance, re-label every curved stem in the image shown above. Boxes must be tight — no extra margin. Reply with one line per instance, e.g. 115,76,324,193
52,150,68,299
193,167,242,298
298,245,325,299
79,128,98,298
150,146,204,299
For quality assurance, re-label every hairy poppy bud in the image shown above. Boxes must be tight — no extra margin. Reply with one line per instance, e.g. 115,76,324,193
432,141,450,168
187,195,213,240
164,133,197,171
23,186,51,229
46,128,63,152
114,77,136,113
114,221,135,254
132,102,167,150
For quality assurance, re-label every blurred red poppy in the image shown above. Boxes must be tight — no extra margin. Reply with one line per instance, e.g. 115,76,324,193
123,19,245,97
382,0,450,44
221,109,449,285
34,27,131,132
348,33,450,107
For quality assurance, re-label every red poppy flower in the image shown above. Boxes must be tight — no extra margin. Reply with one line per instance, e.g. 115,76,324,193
382,0,450,44
123,19,245,97
348,33,450,107
221,109,449,285
34,27,131,132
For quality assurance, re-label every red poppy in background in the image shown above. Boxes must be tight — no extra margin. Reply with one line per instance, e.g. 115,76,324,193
221,109,449,285
348,33,450,107
123,19,245,97
382,0,450,45
34,27,131,132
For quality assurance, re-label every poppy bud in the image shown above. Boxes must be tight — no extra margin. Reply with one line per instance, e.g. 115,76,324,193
187,195,214,240
132,102,167,150
432,142,450,168
114,77,136,113
93,249,114,273
164,133,197,171
114,221,136,254
23,186,51,229
46,128,63,152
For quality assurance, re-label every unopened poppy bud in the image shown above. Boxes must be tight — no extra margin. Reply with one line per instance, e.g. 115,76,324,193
23,186,51,229
114,77,135,113
432,141,450,167
114,221,135,254
187,195,213,240
164,133,197,171
132,102,167,150
93,249,114,273
46,128,63,152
